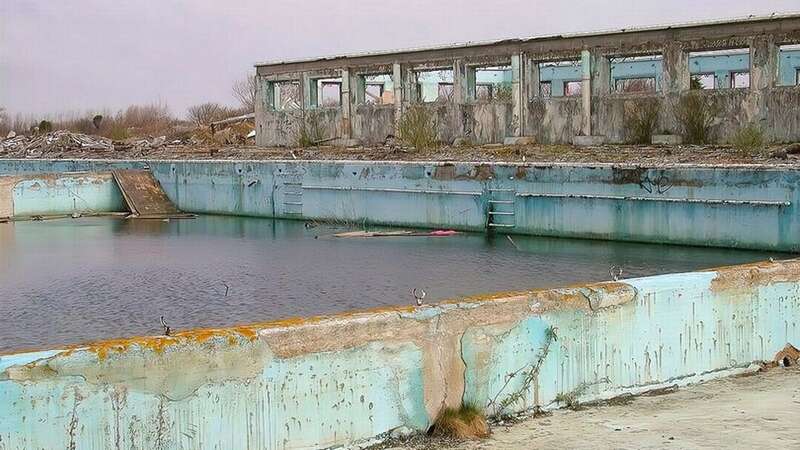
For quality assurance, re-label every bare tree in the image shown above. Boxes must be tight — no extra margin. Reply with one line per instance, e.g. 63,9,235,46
232,75,257,112
187,102,234,126
0,107,8,135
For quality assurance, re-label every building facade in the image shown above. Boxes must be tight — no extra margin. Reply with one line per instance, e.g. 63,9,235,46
255,15,800,147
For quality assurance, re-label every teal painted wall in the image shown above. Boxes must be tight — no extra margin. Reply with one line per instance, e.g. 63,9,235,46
9,173,126,217
1,259,798,448
0,160,798,251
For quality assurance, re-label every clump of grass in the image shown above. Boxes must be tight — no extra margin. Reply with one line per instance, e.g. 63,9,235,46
399,105,438,150
675,92,718,144
296,111,325,147
430,404,490,440
731,123,765,154
624,99,660,144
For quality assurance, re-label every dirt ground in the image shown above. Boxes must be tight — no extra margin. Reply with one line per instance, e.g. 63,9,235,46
383,366,800,450
3,142,800,166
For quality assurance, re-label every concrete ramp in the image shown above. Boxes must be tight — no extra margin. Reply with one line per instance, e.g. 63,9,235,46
112,170,194,219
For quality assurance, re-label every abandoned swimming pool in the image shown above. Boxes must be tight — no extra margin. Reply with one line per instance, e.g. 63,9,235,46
0,214,787,353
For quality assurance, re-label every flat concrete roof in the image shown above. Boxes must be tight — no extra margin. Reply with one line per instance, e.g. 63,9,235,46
255,12,800,69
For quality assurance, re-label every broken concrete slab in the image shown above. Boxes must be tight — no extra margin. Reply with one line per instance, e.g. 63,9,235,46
573,136,607,146
503,137,536,146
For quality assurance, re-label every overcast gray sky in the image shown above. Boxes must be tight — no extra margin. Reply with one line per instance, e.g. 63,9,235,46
1,1,797,118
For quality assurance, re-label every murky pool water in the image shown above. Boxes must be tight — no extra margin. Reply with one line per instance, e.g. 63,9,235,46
0,216,786,353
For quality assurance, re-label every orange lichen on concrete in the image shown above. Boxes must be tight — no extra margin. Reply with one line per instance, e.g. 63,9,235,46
709,258,800,293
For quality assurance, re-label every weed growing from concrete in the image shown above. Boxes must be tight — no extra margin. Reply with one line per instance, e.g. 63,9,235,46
731,123,765,154
296,111,325,147
399,105,438,150
430,404,490,440
554,378,611,410
488,325,558,418
624,98,660,144
675,93,718,144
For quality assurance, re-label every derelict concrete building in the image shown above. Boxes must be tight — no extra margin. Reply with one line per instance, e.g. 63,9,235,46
254,14,800,147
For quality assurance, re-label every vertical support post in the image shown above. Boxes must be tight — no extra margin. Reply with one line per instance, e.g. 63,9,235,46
750,36,778,131
751,36,778,91
662,41,689,93
254,74,268,147
465,66,476,102
353,73,365,104
580,49,592,136
301,73,314,110
340,68,352,142
662,41,689,134
528,58,540,100
453,59,467,104
393,63,404,136
511,53,525,137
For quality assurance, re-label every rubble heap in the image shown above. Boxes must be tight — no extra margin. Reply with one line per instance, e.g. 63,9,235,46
0,130,114,157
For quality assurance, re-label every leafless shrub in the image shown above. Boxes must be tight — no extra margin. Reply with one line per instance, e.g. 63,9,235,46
117,103,174,135
232,75,257,112
624,98,660,144
675,92,718,144
399,105,438,150
0,107,9,135
731,123,765,154
187,102,236,126
0,102,176,140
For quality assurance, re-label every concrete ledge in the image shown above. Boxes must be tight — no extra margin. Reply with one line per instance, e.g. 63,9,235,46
1,259,798,448
573,135,607,146
652,134,683,145
503,136,536,146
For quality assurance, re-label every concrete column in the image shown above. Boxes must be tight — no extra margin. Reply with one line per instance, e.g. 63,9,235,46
453,59,467,104
527,56,540,100
751,36,778,91
661,41,689,136
511,53,525,137
750,36,778,127
465,66,476,102
393,63,404,136
580,49,592,136
662,42,689,94
352,74,366,104
340,68,352,142
590,51,610,95
254,75,268,147
301,73,314,110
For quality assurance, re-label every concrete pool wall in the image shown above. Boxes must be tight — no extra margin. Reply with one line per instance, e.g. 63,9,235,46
0,159,798,251
0,258,798,449
0,172,125,218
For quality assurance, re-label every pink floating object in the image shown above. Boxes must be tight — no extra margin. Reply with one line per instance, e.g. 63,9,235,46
428,230,458,237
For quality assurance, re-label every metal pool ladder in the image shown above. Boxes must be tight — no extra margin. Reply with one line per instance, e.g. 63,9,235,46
283,181,303,216
487,187,516,230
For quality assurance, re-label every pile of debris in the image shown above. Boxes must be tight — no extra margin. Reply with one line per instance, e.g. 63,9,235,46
0,130,113,158
113,136,167,152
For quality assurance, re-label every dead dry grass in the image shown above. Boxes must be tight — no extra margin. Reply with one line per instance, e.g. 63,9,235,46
430,405,490,440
